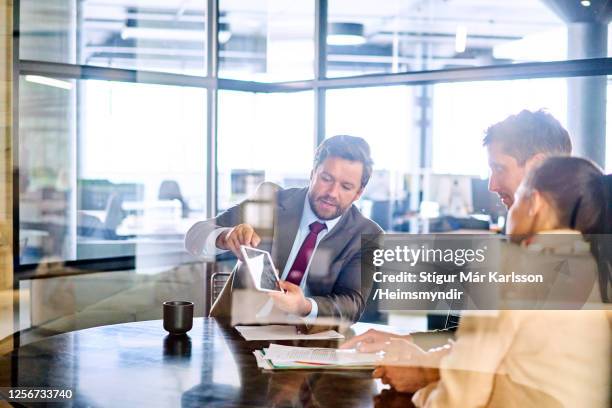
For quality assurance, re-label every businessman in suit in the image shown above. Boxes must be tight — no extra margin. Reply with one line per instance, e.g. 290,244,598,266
185,135,383,324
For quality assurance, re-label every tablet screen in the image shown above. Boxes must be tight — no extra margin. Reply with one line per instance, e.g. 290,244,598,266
241,246,283,292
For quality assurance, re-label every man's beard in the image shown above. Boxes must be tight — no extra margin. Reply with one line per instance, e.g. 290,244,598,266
308,192,344,220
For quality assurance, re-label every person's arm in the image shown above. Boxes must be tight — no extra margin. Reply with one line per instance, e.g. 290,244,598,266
311,232,379,322
268,275,364,321
340,328,412,352
412,312,519,407
269,230,380,322
373,339,451,393
184,203,242,257
310,249,367,323
201,227,232,256
185,182,279,257
302,298,319,323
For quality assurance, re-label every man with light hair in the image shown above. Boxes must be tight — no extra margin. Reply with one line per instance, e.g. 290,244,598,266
484,109,572,208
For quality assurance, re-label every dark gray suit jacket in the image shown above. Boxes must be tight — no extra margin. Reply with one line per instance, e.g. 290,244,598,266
185,182,383,323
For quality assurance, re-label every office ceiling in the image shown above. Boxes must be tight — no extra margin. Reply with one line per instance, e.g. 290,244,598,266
19,0,611,73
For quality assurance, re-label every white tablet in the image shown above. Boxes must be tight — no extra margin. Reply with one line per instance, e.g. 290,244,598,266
239,245,284,293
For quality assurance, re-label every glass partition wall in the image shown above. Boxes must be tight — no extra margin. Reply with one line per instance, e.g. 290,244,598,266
14,0,612,268
11,1,612,338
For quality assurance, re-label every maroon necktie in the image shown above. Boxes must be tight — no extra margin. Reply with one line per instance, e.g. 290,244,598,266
286,221,327,285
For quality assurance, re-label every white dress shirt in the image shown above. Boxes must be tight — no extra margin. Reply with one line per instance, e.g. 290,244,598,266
202,196,341,320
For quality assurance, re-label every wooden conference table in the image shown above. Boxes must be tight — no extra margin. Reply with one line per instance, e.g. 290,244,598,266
0,318,418,407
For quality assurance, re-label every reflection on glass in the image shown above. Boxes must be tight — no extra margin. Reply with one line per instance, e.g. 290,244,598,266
327,0,565,77
19,77,206,264
217,91,314,211
19,0,207,76
326,86,414,230
218,0,315,81
608,79,612,173
327,86,414,174
431,78,567,176
326,78,610,230
19,76,77,263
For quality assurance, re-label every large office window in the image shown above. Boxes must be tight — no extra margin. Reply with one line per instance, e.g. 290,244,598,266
431,77,567,177
326,86,415,230
217,90,314,211
326,0,565,77
19,76,77,263
326,86,415,174
218,0,315,81
433,76,612,175
19,0,208,76
10,0,612,349
326,76,610,230
18,0,210,267
19,77,207,264
15,1,612,269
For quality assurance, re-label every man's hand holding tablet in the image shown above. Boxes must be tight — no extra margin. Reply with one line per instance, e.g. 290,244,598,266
268,281,313,317
240,246,284,293
240,245,312,317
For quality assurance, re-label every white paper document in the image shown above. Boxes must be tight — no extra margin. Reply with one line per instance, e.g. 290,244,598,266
264,344,381,366
235,325,345,341
253,350,274,369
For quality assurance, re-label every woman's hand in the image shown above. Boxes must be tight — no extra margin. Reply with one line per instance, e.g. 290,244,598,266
373,338,443,393
373,365,430,394
380,338,427,365
340,329,412,353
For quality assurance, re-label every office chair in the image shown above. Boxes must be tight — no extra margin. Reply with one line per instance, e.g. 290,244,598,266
77,193,127,239
158,180,190,218
209,272,231,312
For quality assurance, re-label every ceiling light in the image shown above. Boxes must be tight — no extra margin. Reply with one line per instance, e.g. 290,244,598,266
121,25,230,44
580,0,591,6
455,25,467,53
327,22,366,46
121,27,206,41
25,75,73,90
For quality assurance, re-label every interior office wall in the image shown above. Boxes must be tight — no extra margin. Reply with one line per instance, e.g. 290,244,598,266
0,0,14,355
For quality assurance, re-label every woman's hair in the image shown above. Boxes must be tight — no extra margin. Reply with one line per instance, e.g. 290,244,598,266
522,156,612,302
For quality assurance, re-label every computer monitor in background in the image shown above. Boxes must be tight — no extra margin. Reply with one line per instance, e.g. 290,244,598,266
362,170,393,230
230,169,265,196
78,179,144,211
427,174,473,217
282,177,310,189
471,178,506,221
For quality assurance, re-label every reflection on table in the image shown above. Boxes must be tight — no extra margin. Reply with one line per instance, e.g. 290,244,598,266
0,318,419,407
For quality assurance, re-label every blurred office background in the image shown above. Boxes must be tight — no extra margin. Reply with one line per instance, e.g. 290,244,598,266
0,0,611,349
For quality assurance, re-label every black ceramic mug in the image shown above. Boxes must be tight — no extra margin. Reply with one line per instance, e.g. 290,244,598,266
163,301,194,335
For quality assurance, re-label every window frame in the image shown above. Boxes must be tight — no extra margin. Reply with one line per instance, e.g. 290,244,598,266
13,0,612,274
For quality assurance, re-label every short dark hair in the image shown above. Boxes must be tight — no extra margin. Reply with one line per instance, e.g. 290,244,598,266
313,135,373,188
483,109,572,165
